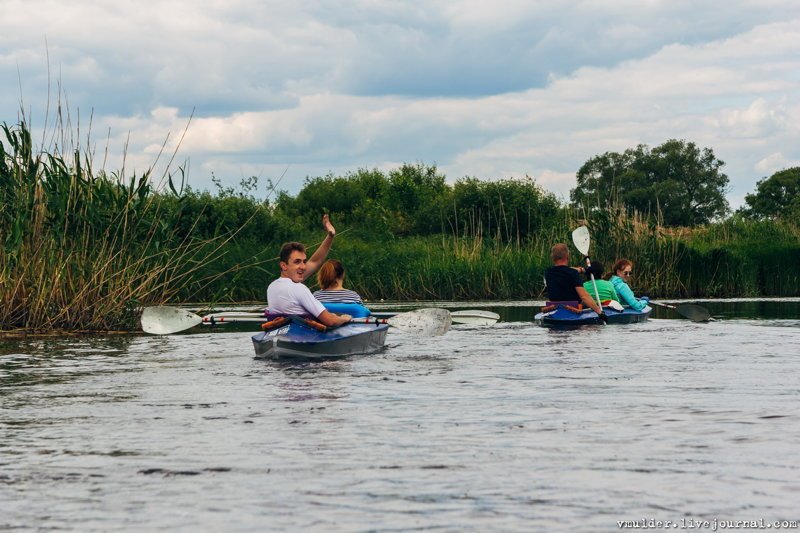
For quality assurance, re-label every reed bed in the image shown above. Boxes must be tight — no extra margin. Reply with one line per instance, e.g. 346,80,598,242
0,121,227,332
315,206,800,301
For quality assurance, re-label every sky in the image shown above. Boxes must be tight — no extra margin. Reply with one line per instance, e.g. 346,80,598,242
2,0,799,209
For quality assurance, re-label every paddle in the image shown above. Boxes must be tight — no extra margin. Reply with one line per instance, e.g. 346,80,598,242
571,225,605,322
140,307,272,334
350,308,452,336
141,306,451,336
141,306,203,335
450,309,500,326
647,301,711,322
372,309,499,326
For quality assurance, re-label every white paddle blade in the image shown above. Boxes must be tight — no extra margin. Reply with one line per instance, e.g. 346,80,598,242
571,225,591,256
388,308,452,336
450,310,500,326
141,306,202,335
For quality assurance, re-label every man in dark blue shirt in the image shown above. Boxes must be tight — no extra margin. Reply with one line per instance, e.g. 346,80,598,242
544,243,604,316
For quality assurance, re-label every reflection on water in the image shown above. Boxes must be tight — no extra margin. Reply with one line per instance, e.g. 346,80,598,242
1,301,799,531
694,298,800,320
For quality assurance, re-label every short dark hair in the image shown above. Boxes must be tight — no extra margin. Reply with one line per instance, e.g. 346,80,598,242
279,242,306,263
586,261,604,280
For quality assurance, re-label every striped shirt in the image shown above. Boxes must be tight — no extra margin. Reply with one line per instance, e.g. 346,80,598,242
313,289,364,304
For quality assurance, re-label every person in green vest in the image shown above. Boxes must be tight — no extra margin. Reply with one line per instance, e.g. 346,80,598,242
583,261,619,304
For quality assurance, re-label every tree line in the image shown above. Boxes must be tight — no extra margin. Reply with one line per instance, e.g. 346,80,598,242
162,138,799,256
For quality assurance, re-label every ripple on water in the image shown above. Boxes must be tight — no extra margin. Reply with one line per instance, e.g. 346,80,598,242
1,314,799,530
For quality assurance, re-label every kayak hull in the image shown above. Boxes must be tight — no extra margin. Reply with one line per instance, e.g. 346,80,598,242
252,321,390,360
535,305,652,327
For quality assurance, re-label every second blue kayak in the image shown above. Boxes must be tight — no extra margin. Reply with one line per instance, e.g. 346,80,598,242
535,304,652,327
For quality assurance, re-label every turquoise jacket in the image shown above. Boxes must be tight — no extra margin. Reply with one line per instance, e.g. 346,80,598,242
610,275,648,310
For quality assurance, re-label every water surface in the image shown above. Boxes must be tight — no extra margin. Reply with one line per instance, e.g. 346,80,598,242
1,300,799,531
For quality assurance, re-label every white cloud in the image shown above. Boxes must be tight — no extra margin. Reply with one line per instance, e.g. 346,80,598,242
754,152,800,175
713,98,788,138
2,2,800,210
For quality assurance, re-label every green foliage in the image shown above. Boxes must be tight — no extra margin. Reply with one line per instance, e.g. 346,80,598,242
275,164,561,243
322,235,553,301
571,139,730,226
740,167,800,222
640,216,800,297
385,163,448,235
4,115,799,332
148,162,800,302
276,168,395,239
449,176,561,241
0,120,235,331
158,188,275,243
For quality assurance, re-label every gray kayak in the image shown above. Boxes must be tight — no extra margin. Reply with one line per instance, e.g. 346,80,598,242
252,320,390,360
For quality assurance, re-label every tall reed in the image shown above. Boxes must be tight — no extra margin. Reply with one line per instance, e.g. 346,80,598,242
0,120,229,332
319,205,800,301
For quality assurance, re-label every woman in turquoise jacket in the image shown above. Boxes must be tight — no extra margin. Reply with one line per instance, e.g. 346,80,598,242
608,259,649,311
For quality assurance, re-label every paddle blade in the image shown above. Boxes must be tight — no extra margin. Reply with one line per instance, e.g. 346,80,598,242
450,310,500,326
676,304,711,322
388,308,451,336
141,306,202,335
571,225,591,256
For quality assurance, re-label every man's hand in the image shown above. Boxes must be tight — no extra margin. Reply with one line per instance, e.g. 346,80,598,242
304,214,337,281
322,213,336,237
598,312,608,324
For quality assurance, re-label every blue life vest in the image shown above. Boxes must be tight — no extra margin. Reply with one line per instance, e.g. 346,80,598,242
322,302,371,318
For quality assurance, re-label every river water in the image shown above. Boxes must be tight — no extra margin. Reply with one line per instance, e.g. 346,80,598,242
1,299,799,531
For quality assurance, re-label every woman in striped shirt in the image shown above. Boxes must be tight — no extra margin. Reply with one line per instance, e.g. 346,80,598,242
313,259,364,304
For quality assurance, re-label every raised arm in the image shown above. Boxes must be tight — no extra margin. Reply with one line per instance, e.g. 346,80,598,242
303,214,336,281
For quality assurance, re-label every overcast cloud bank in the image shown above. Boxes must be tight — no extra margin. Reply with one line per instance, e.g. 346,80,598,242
2,0,799,207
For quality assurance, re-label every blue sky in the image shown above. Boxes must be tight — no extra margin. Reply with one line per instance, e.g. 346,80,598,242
2,0,799,208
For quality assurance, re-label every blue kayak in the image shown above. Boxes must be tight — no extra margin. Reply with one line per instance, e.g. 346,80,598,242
535,303,652,327
252,316,389,360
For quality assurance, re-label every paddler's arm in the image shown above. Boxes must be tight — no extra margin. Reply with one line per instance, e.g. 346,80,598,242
317,310,352,327
576,286,603,315
303,214,336,281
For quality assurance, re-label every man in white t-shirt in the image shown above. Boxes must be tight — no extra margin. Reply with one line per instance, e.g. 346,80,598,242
266,215,352,327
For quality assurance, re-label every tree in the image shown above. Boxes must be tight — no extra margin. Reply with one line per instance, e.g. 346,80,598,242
384,163,449,235
740,167,800,220
571,139,730,226
449,176,560,241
